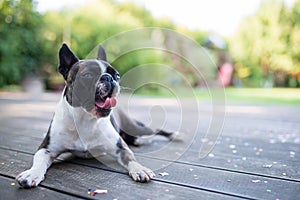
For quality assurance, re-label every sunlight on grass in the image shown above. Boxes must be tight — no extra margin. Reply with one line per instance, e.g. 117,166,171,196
218,88,300,105
134,87,300,105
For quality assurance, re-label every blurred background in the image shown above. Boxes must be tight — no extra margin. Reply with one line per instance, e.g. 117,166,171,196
0,0,299,102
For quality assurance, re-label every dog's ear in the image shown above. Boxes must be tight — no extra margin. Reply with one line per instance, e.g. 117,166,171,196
58,43,79,80
97,45,107,61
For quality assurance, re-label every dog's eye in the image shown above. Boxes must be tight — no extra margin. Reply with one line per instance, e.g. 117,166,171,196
82,73,93,78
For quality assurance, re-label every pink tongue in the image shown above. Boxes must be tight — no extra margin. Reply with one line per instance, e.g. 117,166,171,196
96,97,117,109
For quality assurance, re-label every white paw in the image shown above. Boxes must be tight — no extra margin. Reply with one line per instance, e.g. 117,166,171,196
16,169,45,188
128,162,155,182
168,131,183,141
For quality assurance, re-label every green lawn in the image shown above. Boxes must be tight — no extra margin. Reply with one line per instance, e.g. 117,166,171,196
134,87,300,105
199,88,300,105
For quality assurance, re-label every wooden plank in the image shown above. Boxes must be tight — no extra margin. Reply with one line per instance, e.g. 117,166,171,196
1,110,298,142
0,175,82,200
0,149,242,200
1,97,298,143
225,103,300,123
0,115,299,181
1,108,298,138
1,93,300,199
70,155,300,200
141,158,300,200
131,136,300,181
1,114,298,152
2,137,298,200
1,130,299,186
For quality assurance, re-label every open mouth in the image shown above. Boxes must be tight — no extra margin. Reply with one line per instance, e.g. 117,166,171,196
93,76,119,117
94,96,117,117
95,96,117,109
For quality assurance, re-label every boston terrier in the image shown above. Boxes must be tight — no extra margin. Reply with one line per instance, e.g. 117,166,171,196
16,43,179,188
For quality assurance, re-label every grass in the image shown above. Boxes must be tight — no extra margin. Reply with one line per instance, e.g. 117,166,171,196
133,87,300,105
199,88,300,105
0,85,22,92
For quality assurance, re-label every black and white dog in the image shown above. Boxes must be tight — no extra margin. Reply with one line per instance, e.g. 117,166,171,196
16,43,179,188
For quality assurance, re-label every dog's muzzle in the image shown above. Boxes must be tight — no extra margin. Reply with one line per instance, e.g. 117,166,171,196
94,73,118,117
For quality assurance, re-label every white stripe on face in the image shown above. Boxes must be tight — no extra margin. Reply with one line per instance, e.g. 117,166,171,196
97,60,107,75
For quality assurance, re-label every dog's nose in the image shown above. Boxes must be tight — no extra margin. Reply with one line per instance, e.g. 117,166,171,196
100,74,113,82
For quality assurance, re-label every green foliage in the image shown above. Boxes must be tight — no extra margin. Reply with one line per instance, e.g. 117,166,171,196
229,0,300,87
1,0,299,89
0,0,168,88
0,0,210,89
112,49,165,76
0,0,43,87
38,0,203,88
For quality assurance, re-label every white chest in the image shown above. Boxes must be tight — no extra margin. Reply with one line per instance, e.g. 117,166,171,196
50,98,120,154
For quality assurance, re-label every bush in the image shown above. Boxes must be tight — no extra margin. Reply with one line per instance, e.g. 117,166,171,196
0,0,43,87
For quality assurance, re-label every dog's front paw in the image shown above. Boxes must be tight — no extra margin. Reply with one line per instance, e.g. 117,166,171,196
128,161,155,182
16,169,45,188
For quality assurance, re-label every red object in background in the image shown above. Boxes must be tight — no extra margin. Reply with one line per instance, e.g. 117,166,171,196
218,63,234,86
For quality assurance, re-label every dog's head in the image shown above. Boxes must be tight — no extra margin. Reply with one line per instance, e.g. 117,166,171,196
58,43,120,118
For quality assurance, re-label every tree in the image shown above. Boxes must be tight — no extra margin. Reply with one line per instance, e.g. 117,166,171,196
40,0,177,81
0,0,43,87
0,0,210,89
229,0,300,87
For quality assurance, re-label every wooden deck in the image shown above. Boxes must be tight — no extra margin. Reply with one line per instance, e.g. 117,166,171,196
0,92,299,200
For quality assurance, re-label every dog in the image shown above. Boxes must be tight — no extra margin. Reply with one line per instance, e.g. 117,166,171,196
16,43,179,188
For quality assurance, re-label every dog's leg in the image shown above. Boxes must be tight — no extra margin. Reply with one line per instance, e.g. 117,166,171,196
154,129,182,141
116,138,155,182
112,109,152,146
16,148,57,188
113,109,182,145
16,120,60,188
114,109,154,137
